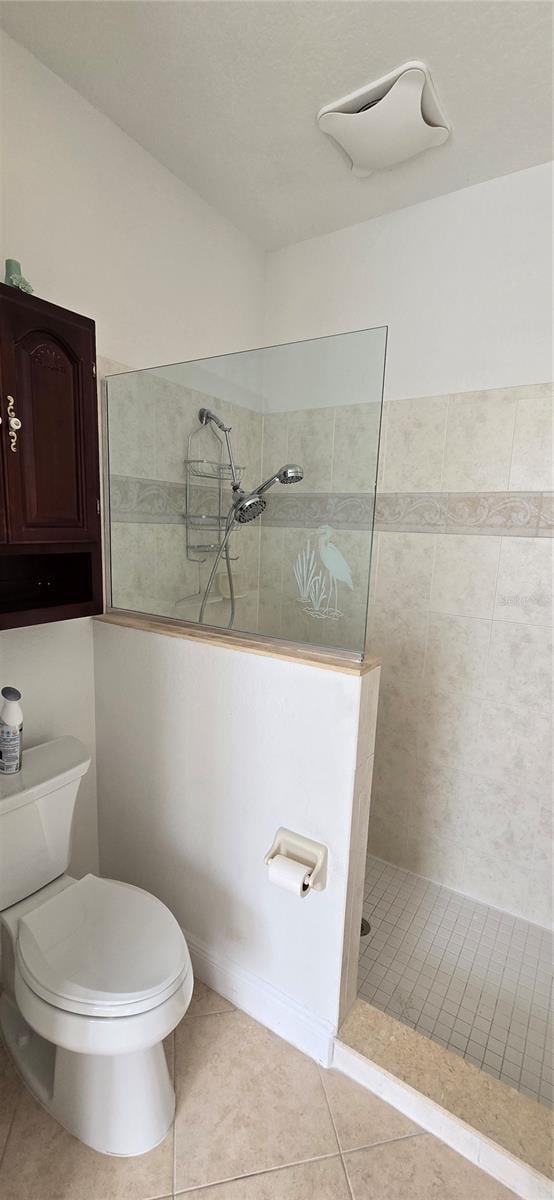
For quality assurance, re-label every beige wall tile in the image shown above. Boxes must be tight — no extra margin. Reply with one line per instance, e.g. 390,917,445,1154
423,613,491,697
471,701,552,792
430,534,501,619
375,532,435,611
462,773,541,872
261,412,288,481
286,407,334,492
417,686,482,771
485,621,552,715
155,524,199,603
443,391,517,492
107,373,156,478
110,522,157,608
332,402,381,493
509,392,554,491
463,847,536,922
412,761,468,842
403,826,466,891
381,396,447,493
494,536,553,627
154,383,196,483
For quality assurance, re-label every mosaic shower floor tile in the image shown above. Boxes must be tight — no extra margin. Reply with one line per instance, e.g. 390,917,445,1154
359,856,553,1108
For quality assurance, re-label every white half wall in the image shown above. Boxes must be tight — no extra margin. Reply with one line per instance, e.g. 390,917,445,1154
93,620,376,1059
264,163,553,401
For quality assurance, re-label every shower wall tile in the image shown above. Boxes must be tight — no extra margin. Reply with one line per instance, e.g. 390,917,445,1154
374,532,435,611
366,383,553,929
443,390,517,492
417,685,482,771
472,701,552,792
484,621,552,715
381,396,447,493
423,613,490,699
155,524,199,604
154,384,196,483
493,536,553,627
110,522,157,608
332,403,380,493
509,391,554,491
107,374,156,478
261,413,287,482
286,407,334,492
430,534,501,619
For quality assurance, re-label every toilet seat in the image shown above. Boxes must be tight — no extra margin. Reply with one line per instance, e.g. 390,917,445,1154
16,874,191,1018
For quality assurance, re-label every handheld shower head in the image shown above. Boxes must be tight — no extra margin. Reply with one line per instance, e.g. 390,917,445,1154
257,464,304,495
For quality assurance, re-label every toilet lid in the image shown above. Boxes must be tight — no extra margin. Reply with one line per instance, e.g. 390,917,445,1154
17,874,190,1017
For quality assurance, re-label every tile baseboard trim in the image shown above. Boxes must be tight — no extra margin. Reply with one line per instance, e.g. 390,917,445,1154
332,1039,551,1200
184,928,336,1066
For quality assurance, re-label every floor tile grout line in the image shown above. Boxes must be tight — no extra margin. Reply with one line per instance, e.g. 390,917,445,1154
317,1066,355,1200
172,1150,345,1196
0,1100,19,1175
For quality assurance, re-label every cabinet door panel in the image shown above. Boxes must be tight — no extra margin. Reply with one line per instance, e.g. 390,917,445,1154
0,290,100,544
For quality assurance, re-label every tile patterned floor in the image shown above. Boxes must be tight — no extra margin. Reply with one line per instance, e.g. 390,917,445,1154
0,981,517,1198
359,856,553,1107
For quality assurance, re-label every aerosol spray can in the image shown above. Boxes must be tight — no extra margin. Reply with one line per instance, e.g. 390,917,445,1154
0,686,23,774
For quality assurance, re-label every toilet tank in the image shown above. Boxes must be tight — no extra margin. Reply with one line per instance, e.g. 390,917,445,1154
0,737,91,909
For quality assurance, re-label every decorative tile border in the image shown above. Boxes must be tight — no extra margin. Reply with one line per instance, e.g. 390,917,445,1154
375,493,446,533
446,492,541,537
110,475,553,538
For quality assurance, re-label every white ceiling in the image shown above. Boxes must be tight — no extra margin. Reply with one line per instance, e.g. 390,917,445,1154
1,1,552,249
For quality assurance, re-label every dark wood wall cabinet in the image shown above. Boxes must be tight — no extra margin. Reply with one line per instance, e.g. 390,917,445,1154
0,283,103,629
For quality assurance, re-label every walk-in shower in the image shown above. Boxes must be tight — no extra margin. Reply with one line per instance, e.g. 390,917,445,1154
195,404,303,626
105,326,387,656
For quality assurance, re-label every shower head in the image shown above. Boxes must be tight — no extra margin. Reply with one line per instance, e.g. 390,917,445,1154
232,491,267,523
198,407,230,432
229,464,302,527
257,464,304,495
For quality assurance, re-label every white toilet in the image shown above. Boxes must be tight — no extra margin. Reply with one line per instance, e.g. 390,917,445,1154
0,736,193,1156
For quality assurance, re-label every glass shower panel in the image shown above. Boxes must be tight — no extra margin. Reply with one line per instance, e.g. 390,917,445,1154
106,327,386,657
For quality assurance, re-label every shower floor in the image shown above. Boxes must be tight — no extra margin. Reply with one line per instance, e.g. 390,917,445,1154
358,856,553,1108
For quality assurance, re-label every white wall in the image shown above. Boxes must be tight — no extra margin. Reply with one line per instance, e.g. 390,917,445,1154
0,33,265,879
264,163,553,401
94,621,378,1057
0,33,265,368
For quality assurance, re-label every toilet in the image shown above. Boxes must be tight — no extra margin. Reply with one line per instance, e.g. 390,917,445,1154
0,736,193,1156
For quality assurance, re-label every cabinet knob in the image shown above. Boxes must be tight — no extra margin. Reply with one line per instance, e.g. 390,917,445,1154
6,396,20,452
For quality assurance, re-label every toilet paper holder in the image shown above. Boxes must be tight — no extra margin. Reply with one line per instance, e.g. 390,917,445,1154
264,828,328,893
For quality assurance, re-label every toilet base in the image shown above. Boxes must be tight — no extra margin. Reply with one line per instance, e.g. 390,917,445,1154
0,994,175,1156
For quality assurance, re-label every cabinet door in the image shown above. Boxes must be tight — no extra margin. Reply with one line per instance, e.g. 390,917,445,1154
0,287,100,544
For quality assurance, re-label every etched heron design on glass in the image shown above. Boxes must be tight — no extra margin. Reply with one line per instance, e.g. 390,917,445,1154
293,525,353,619
318,524,353,617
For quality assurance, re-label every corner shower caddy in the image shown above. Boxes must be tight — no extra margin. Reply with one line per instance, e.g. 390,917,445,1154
184,417,244,563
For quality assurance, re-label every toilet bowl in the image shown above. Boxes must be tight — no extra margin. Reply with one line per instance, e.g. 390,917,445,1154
0,737,193,1156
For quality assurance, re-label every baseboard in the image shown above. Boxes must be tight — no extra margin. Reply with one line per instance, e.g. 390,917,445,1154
333,1039,551,1200
185,929,336,1065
